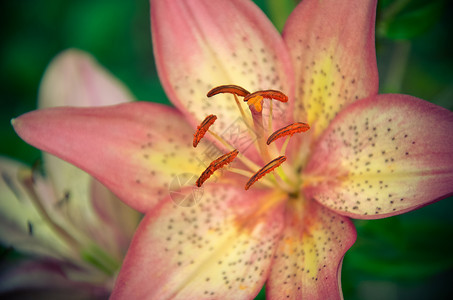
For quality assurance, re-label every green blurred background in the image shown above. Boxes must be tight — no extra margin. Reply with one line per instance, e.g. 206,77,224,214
1,0,452,299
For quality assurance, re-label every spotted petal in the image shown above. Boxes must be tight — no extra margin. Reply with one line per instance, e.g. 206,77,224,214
267,198,356,299
303,94,453,219
283,0,379,138
13,102,219,213
151,0,294,158
111,184,285,299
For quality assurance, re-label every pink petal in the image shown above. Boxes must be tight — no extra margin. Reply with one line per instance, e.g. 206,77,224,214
151,0,294,158
38,49,134,109
267,199,356,299
303,94,453,219
111,184,286,299
13,102,220,213
283,0,379,138
89,178,141,256
36,49,139,258
39,49,133,202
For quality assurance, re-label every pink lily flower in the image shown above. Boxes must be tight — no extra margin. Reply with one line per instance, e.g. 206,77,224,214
0,50,140,298
11,0,453,299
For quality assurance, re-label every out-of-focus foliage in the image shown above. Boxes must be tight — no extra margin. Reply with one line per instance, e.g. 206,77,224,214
0,0,166,164
378,0,445,40
1,1,452,299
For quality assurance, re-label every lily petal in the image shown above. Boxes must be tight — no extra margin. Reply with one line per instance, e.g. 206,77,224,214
37,49,137,255
0,157,78,260
0,156,129,275
283,0,379,138
0,259,110,300
12,102,217,213
38,49,135,109
303,94,453,219
111,184,285,299
90,178,141,257
267,199,356,299
151,0,294,156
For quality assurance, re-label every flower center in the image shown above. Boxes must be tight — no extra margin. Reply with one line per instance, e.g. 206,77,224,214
193,85,310,193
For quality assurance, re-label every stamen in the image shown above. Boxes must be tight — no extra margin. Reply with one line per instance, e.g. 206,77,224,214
207,85,250,98
245,156,287,190
232,94,252,127
196,149,239,187
207,84,253,129
243,90,288,103
267,122,310,145
228,167,275,188
193,114,217,147
280,136,291,156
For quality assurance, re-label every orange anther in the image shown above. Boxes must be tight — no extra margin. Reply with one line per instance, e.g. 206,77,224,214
266,122,310,145
245,156,287,190
243,90,288,103
196,149,239,187
207,85,250,98
193,115,217,147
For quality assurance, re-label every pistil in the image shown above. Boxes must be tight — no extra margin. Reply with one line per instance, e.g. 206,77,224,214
243,90,289,161
248,105,272,162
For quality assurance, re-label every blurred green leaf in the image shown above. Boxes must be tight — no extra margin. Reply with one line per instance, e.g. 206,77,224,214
266,0,297,32
378,0,445,40
254,285,266,300
349,201,453,281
